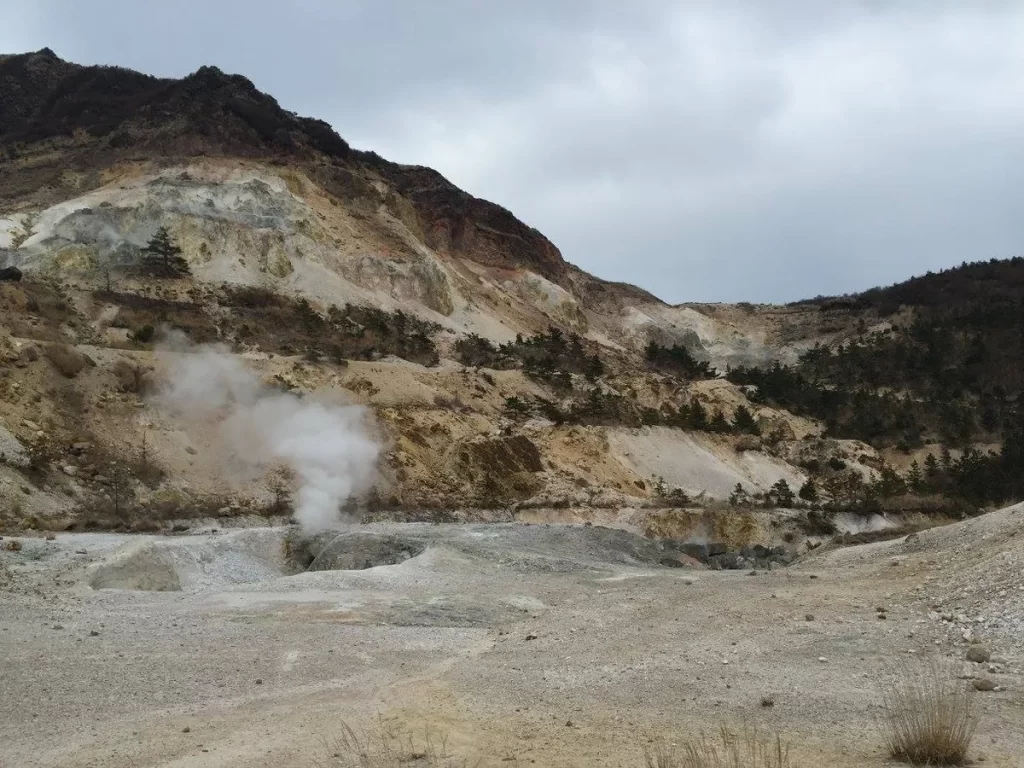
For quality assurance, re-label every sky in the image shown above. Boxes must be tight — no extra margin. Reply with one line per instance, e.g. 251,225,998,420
3,1,1024,303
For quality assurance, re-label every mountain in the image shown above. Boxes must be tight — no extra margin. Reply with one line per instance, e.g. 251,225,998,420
0,50,1014,538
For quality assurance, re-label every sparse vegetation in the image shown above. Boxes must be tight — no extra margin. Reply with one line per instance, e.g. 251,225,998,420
643,723,795,768
222,289,440,366
645,340,717,380
877,658,977,766
318,721,468,768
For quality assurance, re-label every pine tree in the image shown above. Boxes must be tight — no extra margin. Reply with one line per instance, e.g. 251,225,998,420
924,452,939,477
732,405,760,435
687,400,709,431
710,409,731,433
729,483,749,506
768,478,795,507
907,459,922,492
798,478,819,502
141,227,190,277
940,445,952,470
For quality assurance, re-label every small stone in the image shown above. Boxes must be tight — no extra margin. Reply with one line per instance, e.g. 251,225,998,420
805,614,815,621
525,634,538,641
761,695,775,707
966,646,991,664
972,678,997,692
255,678,263,685
877,613,887,620
89,630,100,637
185,446,197,455
565,720,573,727
817,657,828,663
61,465,77,476
52,624,64,630
182,726,190,733
45,534,55,541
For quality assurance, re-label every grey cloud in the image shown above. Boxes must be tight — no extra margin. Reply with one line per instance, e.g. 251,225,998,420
3,0,1023,302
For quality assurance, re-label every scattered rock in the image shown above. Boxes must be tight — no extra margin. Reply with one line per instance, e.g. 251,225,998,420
185,447,197,455
45,534,55,541
805,614,815,621
525,634,538,641
966,646,991,664
4,540,22,552
760,695,775,707
972,678,997,692
255,678,263,685
182,726,191,733
52,624,64,630
89,630,100,637
62,465,77,476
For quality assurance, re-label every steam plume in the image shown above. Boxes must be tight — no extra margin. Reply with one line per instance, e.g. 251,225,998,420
154,335,379,533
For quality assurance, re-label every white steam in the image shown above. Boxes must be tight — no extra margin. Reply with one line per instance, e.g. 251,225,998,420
155,336,379,533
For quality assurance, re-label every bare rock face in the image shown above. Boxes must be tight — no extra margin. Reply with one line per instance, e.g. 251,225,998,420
374,165,568,283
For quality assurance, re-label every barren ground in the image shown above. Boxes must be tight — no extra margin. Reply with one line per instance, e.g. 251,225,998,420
2,512,1023,768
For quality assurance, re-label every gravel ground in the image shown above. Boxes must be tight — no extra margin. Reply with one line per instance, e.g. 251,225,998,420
1,517,1023,767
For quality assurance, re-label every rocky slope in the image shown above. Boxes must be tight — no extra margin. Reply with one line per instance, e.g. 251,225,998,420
0,51,884,535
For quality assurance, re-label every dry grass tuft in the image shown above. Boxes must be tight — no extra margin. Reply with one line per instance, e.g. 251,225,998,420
877,658,977,766
319,720,473,768
643,723,795,768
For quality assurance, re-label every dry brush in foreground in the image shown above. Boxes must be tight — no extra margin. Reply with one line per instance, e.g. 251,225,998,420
877,658,977,766
643,723,795,768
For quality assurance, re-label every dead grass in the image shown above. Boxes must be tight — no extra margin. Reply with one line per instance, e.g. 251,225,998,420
319,720,472,768
877,658,977,766
643,724,795,768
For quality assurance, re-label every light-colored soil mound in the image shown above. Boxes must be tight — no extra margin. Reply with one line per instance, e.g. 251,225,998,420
86,528,291,591
811,502,1024,653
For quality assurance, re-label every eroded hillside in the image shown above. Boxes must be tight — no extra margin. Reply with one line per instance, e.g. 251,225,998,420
0,49,997,542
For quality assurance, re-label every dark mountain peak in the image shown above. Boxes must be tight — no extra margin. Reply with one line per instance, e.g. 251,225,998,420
0,52,569,282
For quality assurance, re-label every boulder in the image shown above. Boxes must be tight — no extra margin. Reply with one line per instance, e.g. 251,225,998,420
0,266,22,281
966,646,991,664
679,542,709,562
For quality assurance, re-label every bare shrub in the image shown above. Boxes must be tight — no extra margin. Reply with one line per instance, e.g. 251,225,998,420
877,658,977,766
112,358,151,393
319,720,469,768
643,724,794,768
44,343,92,378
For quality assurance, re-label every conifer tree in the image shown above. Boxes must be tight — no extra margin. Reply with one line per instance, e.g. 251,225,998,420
141,227,190,277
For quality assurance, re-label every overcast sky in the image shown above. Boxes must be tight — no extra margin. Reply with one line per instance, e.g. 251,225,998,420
3,1,1023,303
